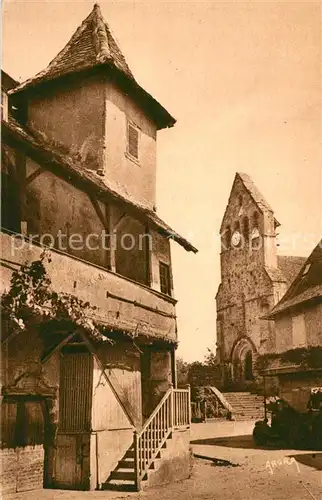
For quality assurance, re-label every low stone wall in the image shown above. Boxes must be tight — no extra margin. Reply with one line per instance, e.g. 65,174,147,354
0,446,44,495
145,428,191,488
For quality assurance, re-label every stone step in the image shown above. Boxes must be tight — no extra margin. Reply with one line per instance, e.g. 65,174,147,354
102,482,137,492
222,391,265,419
109,471,136,481
118,460,135,469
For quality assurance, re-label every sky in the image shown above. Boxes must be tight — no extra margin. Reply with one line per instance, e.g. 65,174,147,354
2,0,322,362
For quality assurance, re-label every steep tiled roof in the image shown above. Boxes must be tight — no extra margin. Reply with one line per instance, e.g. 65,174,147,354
11,4,133,92
10,4,175,130
268,241,322,316
265,266,286,283
266,255,308,286
277,255,307,287
220,172,280,232
2,116,197,254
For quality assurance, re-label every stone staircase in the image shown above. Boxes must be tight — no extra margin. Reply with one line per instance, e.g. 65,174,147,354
222,391,265,420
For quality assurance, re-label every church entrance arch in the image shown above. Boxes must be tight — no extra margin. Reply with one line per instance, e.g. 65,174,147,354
231,337,256,386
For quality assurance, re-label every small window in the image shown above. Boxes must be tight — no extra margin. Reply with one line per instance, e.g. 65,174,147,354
243,216,249,240
1,90,8,122
253,211,259,229
159,262,171,296
127,123,139,160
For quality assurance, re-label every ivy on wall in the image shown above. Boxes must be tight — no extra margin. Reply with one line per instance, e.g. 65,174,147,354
1,250,104,340
1,250,180,348
256,346,322,372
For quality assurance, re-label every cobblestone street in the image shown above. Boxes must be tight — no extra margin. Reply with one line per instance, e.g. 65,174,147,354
5,421,322,500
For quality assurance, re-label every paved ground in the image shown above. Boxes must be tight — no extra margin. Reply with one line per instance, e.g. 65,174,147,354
4,421,322,500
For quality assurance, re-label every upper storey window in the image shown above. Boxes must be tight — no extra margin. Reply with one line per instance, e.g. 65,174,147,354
127,122,139,161
159,262,171,296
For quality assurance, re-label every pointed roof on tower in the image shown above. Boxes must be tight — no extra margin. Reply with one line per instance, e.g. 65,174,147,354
11,4,175,129
220,172,280,232
12,4,134,91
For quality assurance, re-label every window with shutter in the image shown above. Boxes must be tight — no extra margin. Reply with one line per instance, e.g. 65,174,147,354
127,123,139,160
1,398,45,448
1,401,17,448
159,262,171,296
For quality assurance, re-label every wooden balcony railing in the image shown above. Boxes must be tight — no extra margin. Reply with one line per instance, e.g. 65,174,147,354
134,385,190,490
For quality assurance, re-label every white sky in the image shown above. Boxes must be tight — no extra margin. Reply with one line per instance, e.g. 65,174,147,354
3,0,322,362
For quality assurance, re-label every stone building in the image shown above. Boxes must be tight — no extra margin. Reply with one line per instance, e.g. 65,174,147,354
216,172,305,390
0,5,196,494
263,240,322,411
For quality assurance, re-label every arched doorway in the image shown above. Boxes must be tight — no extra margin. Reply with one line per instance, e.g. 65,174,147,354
244,350,254,381
231,337,256,387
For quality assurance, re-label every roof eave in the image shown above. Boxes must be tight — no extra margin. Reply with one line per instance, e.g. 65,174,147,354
9,63,176,131
2,118,195,253
266,294,322,319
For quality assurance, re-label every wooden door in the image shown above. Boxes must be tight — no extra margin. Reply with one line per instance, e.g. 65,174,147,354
55,434,90,490
55,350,93,490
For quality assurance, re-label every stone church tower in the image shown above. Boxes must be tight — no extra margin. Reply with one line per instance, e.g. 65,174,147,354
216,173,305,390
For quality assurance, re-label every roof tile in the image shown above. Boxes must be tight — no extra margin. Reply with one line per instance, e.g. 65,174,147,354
12,4,134,93
268,241,322,316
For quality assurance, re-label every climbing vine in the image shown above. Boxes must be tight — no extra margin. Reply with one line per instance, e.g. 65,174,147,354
256,346,322,372
1,250,104,340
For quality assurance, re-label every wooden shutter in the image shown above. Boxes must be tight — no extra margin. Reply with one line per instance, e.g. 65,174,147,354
159,262,171,296
1,401,17,448
128,124,139,159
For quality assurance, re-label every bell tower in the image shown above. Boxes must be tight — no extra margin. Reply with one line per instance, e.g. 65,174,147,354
216,172,280,389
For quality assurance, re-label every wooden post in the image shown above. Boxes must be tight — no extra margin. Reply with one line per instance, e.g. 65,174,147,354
263,375,267,421
170,383,174,430
145,225,153,287
171,347,177,388
106,204,116,272
186,384,192,425
134,430,140,491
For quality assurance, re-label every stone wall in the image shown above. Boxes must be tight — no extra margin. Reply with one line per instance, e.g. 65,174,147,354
27,75,106,171
275,303,322,353
105,81,157,210
26,75,158,211
0,446,44,494
144,429,191,488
